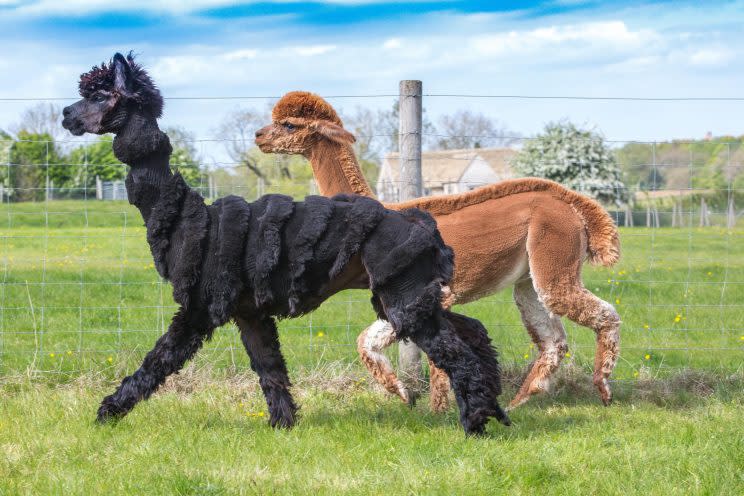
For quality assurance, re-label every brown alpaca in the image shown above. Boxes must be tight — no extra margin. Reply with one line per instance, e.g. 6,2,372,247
256,91,621,410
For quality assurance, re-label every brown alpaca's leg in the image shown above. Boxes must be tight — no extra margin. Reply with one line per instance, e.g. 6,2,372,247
356,320,410,403
509,278,568,410
528,247,621,406
428,359,451,412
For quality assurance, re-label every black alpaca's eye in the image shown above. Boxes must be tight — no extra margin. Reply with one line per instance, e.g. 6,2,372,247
283,122,295,131
93,94,107,103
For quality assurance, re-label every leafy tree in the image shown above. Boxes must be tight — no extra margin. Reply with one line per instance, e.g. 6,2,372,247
8,131,66,201
166,127,205,187
67,135,125,197
512,121,630,207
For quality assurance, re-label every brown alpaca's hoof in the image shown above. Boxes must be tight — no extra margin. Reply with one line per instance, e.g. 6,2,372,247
594,376,613,406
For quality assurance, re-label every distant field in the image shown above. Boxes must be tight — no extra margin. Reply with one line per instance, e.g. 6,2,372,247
0,200,742,378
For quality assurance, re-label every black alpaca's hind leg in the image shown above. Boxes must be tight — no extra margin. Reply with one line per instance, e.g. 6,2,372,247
97,308,210,423
444,311,510,427
409,320,498,435
236,314,297,429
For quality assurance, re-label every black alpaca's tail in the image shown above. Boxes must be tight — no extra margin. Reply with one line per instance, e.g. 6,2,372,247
444,310,510,426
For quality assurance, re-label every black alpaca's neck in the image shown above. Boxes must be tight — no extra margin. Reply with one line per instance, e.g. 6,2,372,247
114,111,175,223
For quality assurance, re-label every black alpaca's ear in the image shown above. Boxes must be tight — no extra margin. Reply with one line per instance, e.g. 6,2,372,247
113,53,132,95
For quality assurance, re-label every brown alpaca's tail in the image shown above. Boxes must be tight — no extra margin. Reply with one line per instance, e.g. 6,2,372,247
561,189,620,267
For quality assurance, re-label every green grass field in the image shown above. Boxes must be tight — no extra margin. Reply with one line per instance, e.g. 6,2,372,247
1,200,743,495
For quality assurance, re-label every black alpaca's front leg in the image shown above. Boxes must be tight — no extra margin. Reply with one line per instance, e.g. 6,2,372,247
97,308,210,423
236,314,298,429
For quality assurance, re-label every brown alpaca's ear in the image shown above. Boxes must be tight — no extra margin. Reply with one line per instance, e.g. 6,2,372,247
312,120,356,145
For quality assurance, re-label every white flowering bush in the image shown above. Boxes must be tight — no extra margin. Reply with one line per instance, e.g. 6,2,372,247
512,121,630,207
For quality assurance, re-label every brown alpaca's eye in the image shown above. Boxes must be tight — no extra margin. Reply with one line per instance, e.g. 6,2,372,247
283,123,295,131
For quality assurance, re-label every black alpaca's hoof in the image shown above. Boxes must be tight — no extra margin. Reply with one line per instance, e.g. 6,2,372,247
494,405,512,426
268,414,296,429
267,400,298,429
463,422,487,437
461,412,488,437
96,399,127,424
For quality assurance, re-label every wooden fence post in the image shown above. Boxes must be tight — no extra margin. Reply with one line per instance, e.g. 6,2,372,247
398,80,424,392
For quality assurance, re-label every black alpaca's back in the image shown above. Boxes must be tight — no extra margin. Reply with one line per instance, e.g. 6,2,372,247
130,173,454,331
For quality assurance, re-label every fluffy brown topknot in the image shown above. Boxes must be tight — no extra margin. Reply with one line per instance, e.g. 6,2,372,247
272,91,342,125
78,52,164,118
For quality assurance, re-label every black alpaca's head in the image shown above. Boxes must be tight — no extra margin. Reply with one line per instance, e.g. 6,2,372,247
62,52,163,136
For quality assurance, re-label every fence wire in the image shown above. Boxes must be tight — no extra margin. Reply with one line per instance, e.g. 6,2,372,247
1,105,743,381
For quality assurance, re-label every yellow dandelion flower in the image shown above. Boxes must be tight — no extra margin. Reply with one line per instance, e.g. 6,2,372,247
633,371,639,378
740,336,744,341
607,278,612,283
644,354,651,360
258,412,265,417
107,356,113,363
643,324,650,329
674,315,681,323
707,271,712,276
316,331,325,338
615,298,621,305
565,352,571,358
67,350,73,356
523,353,529,359
49,353,55,358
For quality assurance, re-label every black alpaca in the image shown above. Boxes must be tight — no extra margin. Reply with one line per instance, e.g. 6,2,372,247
62,53,510,435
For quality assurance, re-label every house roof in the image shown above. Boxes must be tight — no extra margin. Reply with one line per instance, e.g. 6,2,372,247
381,147,517,185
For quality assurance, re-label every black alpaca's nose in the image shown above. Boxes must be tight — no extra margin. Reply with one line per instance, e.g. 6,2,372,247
63,106,72,117
255,129,265,138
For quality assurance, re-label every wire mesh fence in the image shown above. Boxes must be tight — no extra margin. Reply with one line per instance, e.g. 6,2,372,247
1,97,743,381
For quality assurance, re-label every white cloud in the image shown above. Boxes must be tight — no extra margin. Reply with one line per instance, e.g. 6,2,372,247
221,48,259,61
688,48,733,66
291,45,337,56
604,55,661,73
383,38,401,50
471,21,658,57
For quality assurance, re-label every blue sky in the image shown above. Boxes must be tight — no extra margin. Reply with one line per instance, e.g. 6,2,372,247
1,0,743,162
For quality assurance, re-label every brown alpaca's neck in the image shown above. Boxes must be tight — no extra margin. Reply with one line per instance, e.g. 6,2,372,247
307,140,374,198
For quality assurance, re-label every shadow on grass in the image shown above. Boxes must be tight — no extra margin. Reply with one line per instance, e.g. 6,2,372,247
501,363,744,411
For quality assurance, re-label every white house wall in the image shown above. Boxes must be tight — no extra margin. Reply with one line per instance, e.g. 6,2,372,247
458,157,502,191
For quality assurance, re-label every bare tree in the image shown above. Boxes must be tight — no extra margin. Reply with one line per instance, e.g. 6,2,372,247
216,106,273,180
217,107,270,163
435,110,518,150
12,103,66,142
342,100,436,161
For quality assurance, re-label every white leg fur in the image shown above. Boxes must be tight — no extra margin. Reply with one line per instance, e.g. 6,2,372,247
509,278,568,409
356,319,409,403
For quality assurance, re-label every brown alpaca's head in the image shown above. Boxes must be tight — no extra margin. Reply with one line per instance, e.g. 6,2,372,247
255,91,355,155
62,52,163,136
